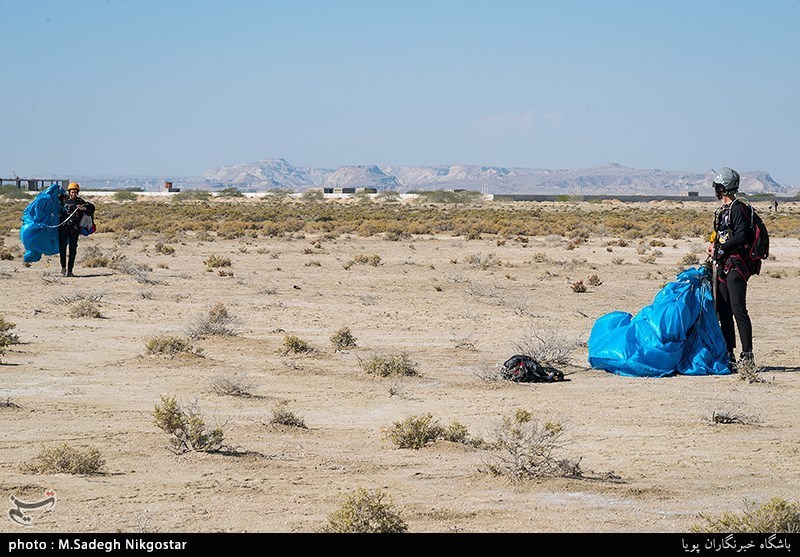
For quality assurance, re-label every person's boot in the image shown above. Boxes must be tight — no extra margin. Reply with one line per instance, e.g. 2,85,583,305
739,351,755,367
61,267,67,277
66,268,75,277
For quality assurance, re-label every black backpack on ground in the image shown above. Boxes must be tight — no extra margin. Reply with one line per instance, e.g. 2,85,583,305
501,354,564,383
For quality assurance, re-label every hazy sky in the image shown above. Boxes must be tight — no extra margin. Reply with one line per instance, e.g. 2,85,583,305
2,1,798,184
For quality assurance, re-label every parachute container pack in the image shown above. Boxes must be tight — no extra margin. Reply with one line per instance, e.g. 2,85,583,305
588,266,731,377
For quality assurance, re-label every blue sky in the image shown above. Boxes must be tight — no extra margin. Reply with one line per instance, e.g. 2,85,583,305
2,1,798,184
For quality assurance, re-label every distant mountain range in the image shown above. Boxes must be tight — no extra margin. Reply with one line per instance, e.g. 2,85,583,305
67,158,796,196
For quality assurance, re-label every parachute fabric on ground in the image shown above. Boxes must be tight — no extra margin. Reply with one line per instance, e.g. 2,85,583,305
587,266,731,377
20,184,63,263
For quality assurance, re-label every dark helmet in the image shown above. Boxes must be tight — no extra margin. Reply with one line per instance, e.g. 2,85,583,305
713,167,740,199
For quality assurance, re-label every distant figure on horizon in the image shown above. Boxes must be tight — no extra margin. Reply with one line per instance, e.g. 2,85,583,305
59,182,95,277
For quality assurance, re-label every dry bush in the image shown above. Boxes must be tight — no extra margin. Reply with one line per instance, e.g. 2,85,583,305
737,359,765,384
359,352,419,377
210,372,256,397
187,302,239,338
330,326,357,350
204,254,231,268
80,245,110,267
323,488,408,533
145,336,201,357
0,314,19,346
570,279,587,293
680,252,700,266
22,443,105,475
68,300,103,318
612,257,624,265
513,331,579,367
484,410,582,481
154,241,175,255
710,409,758,425
587,274,603,286
152,395,224,454
351,253,382,266
383,413,444,449
283,335,312,354
692,498,800,533
270,402,307,429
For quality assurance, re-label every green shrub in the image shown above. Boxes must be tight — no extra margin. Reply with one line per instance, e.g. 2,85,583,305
359,352,419,377
323,488,408,533
692,498,800,533
22,443,105,475
152,395,224,453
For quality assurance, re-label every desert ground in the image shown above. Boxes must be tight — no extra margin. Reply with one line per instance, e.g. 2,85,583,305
1,198,799,534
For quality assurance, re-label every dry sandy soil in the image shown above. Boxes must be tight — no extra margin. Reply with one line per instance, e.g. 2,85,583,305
1,200,799,534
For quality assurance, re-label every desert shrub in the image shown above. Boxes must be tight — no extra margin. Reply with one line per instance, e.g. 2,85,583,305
570,280,587,293
383,413,444,450
172,190,211,202
330,326,357,350
737,359,764,384
351,253,382,266
301,190,324,202
113,190,138,202
513,331,579,366
484,410,582,481
376,190,401,203
611,257,624,265
270,402,307,429
187,302,239,338
154,241,175,255
68,300,103,318
587,274,603,286
359,352,419,377
0,185,31,199
217,187,244,198
80,245,110,267
210,372,256,397
204,254,231,268
283,335,312,354
152,395,224,453
680,252,700,266
323,487,408,533
145,335,200,357
0,314,19,345
22,443,105,475
692,498,800,533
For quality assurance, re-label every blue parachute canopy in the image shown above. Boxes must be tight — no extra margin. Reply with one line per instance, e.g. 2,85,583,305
588,266,731,377
20,184,63,263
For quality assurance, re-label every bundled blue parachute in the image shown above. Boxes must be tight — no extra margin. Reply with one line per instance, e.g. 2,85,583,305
20,184,64,263
588,266,731,377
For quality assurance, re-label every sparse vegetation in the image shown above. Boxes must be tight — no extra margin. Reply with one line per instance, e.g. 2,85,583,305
187,302,239,338
113,190,138,202
22,443,106,475
152,395,225,453
383,413,444,449
283,335,312,354
359,352,419,377
68,300,103,318
484,410,582,481
513,331,578,367
145,335,201,357
210,372,256,397
270,402,307,428
204,254,231,268
330,326,357,350
323,487,408,533
692,498,800,533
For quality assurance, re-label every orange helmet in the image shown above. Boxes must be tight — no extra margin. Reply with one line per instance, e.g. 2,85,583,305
67,182,80,192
